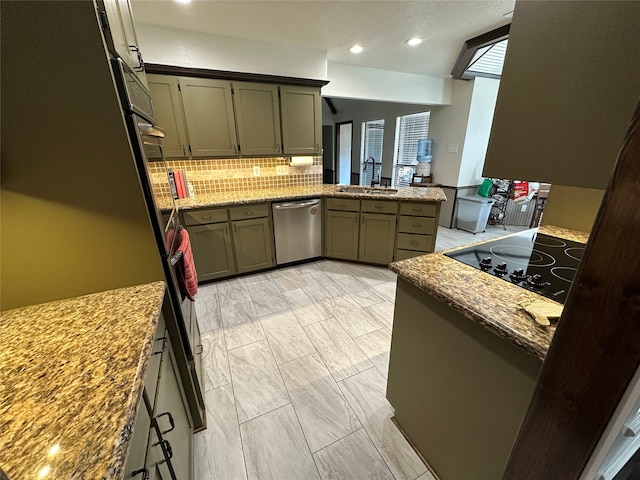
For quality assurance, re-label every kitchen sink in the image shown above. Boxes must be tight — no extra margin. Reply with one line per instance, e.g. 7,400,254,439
336,185,398,195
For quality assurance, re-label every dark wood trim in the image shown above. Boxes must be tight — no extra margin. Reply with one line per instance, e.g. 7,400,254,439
324,97,337,114
503,101,640,478
145,63,329,88
451,24,510,80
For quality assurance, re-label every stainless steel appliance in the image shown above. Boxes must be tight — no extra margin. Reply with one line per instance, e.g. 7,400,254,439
110,58,205,422
445,230,585,304
272,199,322,265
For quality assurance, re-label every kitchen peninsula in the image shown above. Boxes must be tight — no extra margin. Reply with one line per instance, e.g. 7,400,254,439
386,225,589,480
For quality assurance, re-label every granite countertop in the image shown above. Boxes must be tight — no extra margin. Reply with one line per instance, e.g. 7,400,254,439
389,226,590,361
158,184,447,211
0,281,166,480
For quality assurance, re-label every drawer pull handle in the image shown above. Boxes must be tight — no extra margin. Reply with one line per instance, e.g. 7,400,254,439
131,468,149,480
375,205,384,209
412,223,422,228
354,215,358,223
153,337,168,355
410,240,419,245
156,411,175,434
412,208,421,213
245,211,254,216
338,203,347,207
200,215,212,220
154,439,173,463
197,344,204,355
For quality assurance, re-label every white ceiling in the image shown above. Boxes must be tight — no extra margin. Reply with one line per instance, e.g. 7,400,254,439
130,0,514,78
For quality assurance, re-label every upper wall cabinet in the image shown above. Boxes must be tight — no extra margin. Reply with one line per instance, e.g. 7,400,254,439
233,82,282,156
146,74,189,158
179,77,239,158
280,85,322,155
483,1,640,189
101,0,146,85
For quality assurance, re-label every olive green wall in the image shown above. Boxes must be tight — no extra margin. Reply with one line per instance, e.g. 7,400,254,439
541,186,604,233
1,1,163,310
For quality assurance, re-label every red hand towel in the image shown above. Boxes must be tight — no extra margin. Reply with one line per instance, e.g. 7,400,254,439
177,228,198,300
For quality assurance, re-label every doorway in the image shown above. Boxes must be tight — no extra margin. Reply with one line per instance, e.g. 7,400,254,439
336,121,353,185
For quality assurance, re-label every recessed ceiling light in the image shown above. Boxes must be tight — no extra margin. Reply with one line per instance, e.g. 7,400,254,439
175,0,191,4
350,45,363,54
406,37,423,46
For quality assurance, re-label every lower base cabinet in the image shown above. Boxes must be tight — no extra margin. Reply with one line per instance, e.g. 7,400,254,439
358,213,396,265
124,300,194,480
231,217,274,273
324,210,359,260
188,222,236,282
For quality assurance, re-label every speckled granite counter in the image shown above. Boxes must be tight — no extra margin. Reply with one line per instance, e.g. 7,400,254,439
389,226,589,360
0,281,166,480
157,184,447,211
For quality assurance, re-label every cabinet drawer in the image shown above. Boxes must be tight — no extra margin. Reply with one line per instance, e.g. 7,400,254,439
229,203,269,220
398,216,436,235
399,202,437,217
395,249,426,261
396,233,434,252
361,199,399,214
326,198,360,211
183,208,228,226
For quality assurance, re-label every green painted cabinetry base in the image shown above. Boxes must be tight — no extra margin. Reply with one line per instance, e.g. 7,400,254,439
387,278,541,480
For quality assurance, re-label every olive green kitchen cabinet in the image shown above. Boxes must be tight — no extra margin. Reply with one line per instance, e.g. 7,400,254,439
395,201,439,260
324,198,361,261
183,208,236,282
146,74,189,158
179,77,238,158
229,204,274,274
279,85,322,155
101,0,146,85
233,82,282,156
358,213,397,265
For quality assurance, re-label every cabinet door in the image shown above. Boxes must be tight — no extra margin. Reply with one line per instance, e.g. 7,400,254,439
231,217,274,274
359,213,397,265
233,82,282,156
180,77,238,158
280,85,322,155
103,0,146,84
147,75,189,158
325,210,359,261
123,397,151,479
187,223,236,282
154,338,194,480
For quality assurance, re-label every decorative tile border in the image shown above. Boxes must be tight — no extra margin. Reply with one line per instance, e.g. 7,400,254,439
149,156,323,197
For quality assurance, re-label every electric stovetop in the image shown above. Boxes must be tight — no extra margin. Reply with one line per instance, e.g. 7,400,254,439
444,231,586,304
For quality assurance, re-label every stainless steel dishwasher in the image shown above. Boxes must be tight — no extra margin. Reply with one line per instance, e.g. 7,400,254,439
272,199,322,265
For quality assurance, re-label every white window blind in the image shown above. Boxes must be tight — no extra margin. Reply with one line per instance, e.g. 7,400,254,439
360,119,384,186
392,112,431,187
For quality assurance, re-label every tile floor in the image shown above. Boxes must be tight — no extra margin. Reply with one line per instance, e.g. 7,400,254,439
192,225,527,480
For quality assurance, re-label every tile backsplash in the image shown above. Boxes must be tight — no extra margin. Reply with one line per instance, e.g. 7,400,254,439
149,156,323,197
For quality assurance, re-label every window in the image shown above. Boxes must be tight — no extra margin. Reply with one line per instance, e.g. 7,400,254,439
360,119,384,186
451,24,510,80
392,112,430,187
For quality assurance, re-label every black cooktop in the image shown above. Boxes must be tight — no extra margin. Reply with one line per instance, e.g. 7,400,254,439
444,231,585,304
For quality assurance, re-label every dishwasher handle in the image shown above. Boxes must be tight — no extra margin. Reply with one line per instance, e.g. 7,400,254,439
273,200,320,210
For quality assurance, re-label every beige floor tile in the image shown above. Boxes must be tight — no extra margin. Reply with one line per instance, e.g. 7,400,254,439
283,288,333,327
249,280,289,317
240,404,320,480
194,384,247,480
221,302,266,350
304,319,373,382
339,368,427,480
313,428,394,480
322,295,382,338
353,328,392,379
228,340,290,423
364,300,396,333
260,310,315,365
200,330,231,391
280,353,361,452
195,294,222,334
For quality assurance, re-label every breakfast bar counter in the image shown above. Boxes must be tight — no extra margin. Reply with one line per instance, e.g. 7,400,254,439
386,225,589,480
0,282,166,480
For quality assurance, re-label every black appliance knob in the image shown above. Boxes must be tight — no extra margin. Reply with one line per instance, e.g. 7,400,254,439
494,262,508,276
509,268,527,282
479,257,492,271
527,273,547,288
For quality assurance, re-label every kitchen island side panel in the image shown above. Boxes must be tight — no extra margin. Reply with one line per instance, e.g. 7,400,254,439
387,278,541,480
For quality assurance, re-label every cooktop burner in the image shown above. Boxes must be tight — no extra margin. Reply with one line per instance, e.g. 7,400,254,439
444,232,586,304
